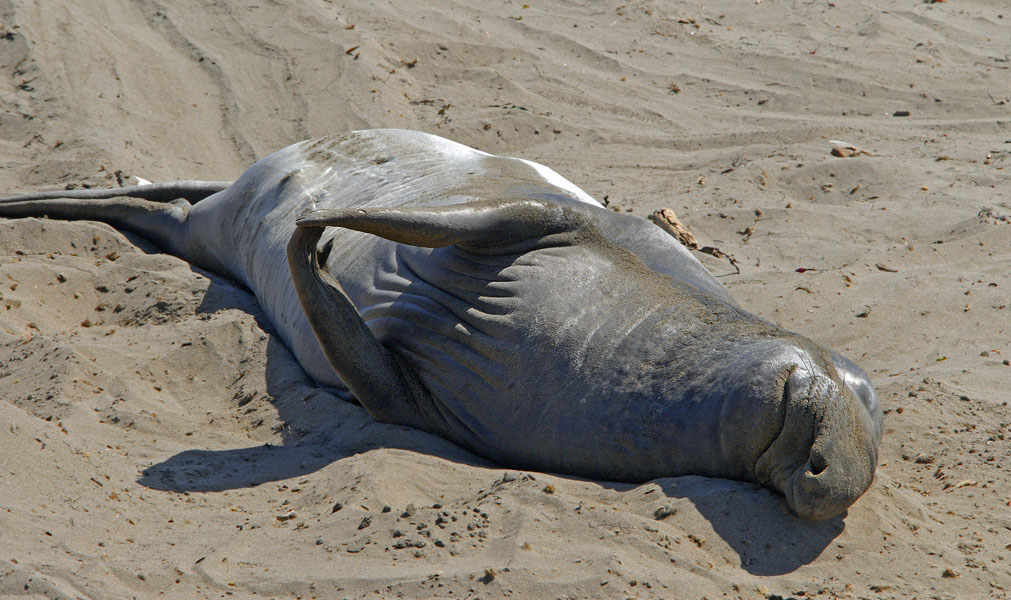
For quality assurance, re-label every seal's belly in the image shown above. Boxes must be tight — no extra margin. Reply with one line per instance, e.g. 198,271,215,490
338,241,676,473
346,243,528,407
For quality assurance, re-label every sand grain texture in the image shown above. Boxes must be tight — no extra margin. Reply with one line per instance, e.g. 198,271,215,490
1,1,1009,598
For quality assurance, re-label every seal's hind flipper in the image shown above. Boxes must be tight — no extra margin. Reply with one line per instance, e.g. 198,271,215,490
0,181,231,204
0,195,194,260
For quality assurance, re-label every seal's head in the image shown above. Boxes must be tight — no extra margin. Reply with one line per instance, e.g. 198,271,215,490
753,351,880,521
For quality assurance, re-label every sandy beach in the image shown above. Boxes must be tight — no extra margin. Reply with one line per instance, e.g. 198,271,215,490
1,0,1009,598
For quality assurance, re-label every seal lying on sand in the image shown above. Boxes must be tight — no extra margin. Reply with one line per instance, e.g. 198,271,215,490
0,129,882,520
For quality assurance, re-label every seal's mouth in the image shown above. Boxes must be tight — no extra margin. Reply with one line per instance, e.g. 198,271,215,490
754,364,878,521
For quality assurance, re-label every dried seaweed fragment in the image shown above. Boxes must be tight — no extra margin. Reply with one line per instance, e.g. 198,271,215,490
650,208,740,274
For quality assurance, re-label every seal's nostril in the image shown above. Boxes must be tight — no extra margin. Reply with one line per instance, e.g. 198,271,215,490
809,450,828,476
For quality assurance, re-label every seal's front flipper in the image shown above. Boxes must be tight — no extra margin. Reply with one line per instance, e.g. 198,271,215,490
286,225,430,426
294,198,589,252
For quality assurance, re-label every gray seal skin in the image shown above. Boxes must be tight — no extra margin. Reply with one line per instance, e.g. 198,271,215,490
0,129,882,521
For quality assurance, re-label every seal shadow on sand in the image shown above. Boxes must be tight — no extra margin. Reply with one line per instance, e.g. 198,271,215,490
135,256,492,492
650,477,845,575
135,251,842,576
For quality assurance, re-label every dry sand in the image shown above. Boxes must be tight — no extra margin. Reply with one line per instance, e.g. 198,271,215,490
1,0,1009,598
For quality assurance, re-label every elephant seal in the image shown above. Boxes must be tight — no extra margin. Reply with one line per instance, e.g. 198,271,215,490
0,129,882,520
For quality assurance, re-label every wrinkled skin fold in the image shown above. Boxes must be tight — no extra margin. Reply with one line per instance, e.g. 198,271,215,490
0,129,882,520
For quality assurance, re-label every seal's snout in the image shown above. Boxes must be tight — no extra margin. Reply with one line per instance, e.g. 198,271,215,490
755,360,879,521
786,414,876,521
807,446,828,476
